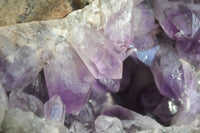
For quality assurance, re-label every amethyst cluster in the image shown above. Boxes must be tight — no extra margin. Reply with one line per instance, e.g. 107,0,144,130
0,0,200,132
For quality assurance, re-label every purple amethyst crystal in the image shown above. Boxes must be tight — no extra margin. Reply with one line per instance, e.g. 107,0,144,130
151,36,198,98
44,43,94,114
69,26,123,79
44,95,66,124
0,46,43,92
153,0,200,40
104,0,135,51
9,90,44,117
176,40,200,68
171,89,200,125
134,4,157,39
102,105,162,132
135,45,159,66
95,115,124,133
1,0,200,132
140,87,163,113
92,59,131,93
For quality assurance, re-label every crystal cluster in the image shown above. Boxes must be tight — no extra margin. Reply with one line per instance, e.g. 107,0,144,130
1,0,200,133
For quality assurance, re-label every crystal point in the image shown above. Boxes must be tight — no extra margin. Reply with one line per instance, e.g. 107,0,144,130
44,43,94,114
44,95,66,124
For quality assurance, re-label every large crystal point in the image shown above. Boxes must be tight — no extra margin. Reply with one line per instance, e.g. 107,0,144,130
134,4,156,38
44,43,94,114
69,26,122,79
104,0,135,51
44,95,66,124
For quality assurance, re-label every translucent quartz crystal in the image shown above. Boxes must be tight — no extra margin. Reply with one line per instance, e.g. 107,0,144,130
1,0,200,132
95,115,124,133
176,40,200,68
92,60,131,93
44,95,66,124
9,90,44,117
44,43,94,114
65,88,115,129
135,46,159,66
0,46,43,91
104,0,134,51
103,105,162,132
151,37,198,99
69,26,122,79
171,89,200,125
1,108,69,133
133,4,157,51
134,4,156,38
153,0,200,40
0,84,8,131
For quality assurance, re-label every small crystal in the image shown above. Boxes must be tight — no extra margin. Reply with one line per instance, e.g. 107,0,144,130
95,115,124,133
44,95,66,124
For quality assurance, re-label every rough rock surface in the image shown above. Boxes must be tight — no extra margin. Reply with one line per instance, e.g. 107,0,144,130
0,0,72,26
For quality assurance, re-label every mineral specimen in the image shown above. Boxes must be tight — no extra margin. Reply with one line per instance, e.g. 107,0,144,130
1,0,200,132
